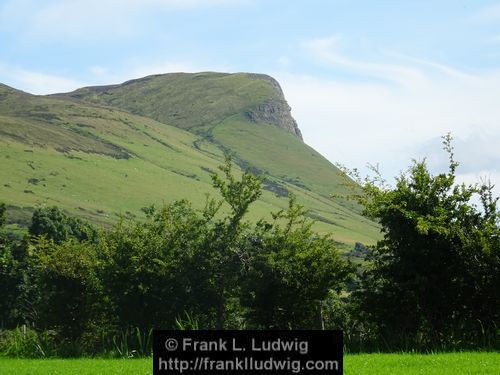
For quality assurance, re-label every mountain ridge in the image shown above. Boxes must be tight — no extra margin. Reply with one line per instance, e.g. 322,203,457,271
56,72,303,139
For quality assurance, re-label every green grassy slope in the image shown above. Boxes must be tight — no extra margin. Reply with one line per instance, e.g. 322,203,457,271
210,114,379,244
0,84,226,226
0,74,379,248
60,72,278,131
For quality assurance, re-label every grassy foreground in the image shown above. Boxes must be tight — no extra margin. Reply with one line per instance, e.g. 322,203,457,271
344,352,499,374
0,352,498,374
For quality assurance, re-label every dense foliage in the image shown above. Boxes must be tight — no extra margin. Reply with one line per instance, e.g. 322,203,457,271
241,196,352,329
1,139,498,357
0,157,351,356
344,135,499,350
29,207,97,244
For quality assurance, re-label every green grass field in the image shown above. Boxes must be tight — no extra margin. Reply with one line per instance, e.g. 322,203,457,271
344,352,499,374
0,352,498,374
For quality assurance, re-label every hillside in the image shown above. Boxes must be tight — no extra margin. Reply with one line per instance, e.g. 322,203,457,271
0,74,380,249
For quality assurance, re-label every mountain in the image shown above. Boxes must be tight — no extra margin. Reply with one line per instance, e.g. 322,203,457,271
0,73,379,250
59,72,302,138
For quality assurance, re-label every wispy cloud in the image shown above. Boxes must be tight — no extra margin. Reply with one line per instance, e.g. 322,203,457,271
302,35,427,87
275,36,500,194
382,51,476,81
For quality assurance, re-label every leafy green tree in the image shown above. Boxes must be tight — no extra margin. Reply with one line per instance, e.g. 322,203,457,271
208,155,263,328
241,196,352,329
99,199,218,330
29,207,97,243
344,135,499,349
27,236,109,354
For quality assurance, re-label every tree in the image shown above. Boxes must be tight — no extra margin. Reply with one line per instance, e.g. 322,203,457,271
99,155,263,330
30,237,106,349
99,199,218,330
343,135,499,349
208,155,263,328
29,207,97,244
241,196,352,329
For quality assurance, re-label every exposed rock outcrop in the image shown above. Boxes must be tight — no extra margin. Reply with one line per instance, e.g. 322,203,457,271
246,74,302,140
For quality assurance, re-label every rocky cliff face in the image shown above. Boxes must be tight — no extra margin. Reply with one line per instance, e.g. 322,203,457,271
245,100,302,139
245,74,302,140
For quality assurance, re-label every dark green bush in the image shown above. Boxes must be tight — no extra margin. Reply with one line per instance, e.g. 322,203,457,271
341,135,500,351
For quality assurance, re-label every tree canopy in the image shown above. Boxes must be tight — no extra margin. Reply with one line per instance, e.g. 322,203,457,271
342,135,499,349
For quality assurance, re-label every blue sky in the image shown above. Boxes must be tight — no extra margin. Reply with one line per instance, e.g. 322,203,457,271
1,0,499,195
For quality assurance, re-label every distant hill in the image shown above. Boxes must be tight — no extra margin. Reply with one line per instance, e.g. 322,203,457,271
0,73,379,250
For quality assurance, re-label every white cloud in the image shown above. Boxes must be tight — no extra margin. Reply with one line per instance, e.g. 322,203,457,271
0,63,87,94
275,37,500,196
